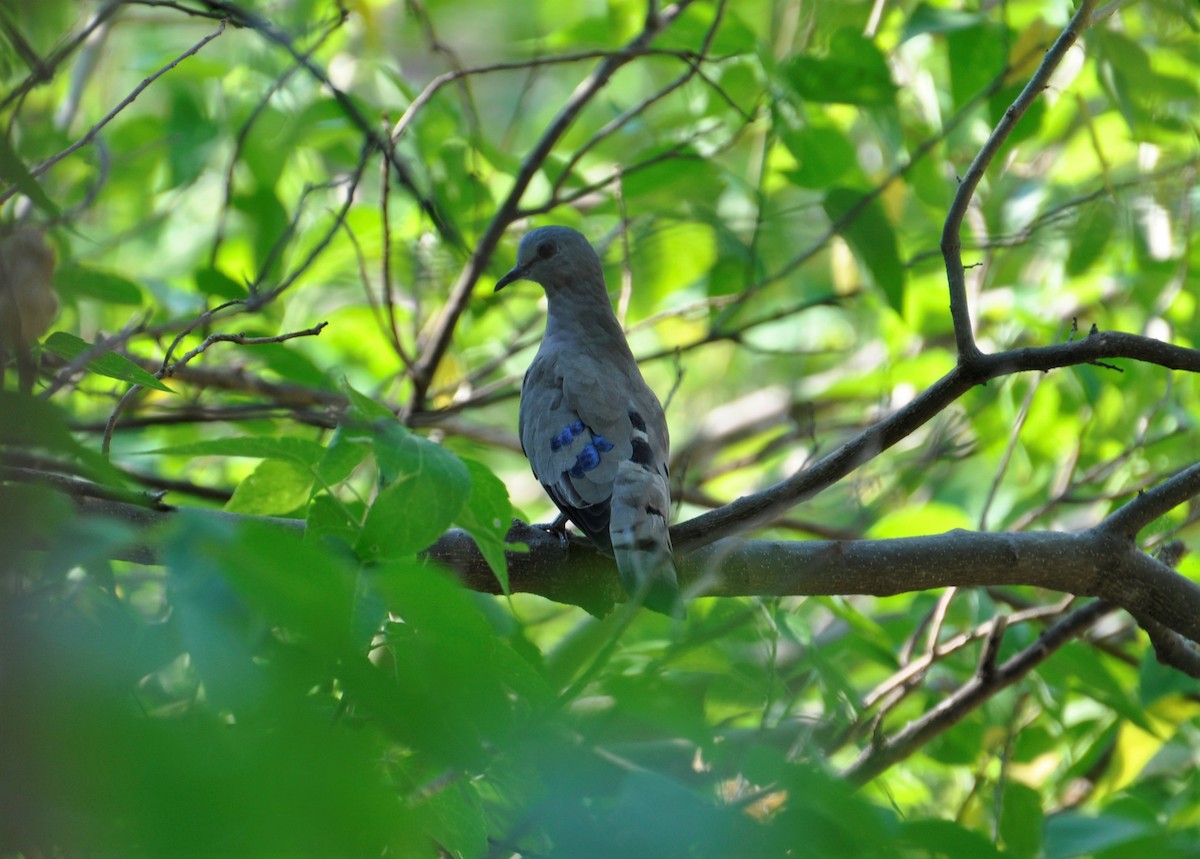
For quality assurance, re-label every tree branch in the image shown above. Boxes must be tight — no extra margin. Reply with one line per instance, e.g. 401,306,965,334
673,333,1200,552
941,0,1096,360
1100,460,1200,539
842,600,1116,785
45,484,1200,650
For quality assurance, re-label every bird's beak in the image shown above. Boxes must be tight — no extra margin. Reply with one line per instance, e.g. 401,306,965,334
495,263,526,292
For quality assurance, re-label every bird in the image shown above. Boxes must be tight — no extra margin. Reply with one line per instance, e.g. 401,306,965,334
495,226,682,616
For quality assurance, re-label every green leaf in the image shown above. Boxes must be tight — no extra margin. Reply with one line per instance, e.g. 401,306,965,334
1138,649,1200,706
947,22,1008,112
0,391,125,485
234,184,289,280
1044,811,1153,859
357,422,471,561
372,561,517,769
146,436,325,465
454,458,512,594
629,222,717,311
0,132,60,218
305,493,364,550
225,459,314,516
1052,643,1153,730
423,781,488,859
54,262,145,305
195,265,247,299
342,378,396,423
1000,782,1044,859
621,144,727,210
780,125,857,189
784,29,897,107
315,428,371,488
195,516,361,654
902,3,984,40
900,820,1004,858
823,187,905,311
1066,202,1117,276
166,87,219,188
655,4,757,54
42,331,174,392
251,343,332,389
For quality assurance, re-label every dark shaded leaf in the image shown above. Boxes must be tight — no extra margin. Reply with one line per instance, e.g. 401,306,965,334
823,186,905,311
784,29,897,107
42,331,173,392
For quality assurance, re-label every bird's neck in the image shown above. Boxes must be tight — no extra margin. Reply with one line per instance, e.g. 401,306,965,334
543,279,631,352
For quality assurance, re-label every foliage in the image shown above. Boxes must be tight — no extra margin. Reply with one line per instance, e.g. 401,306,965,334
2,0,1200,856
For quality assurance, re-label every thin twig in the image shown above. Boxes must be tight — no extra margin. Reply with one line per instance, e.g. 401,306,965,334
1,19,229,207
842,600,1114,785
102,322,327,453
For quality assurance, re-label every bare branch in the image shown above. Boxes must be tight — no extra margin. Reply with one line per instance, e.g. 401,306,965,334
0,0,123,114
1099,460,1200,539
941,0,1096,359
673,333,1200,552
45,485,1200,649
842,601,1115,785
101,322,327,453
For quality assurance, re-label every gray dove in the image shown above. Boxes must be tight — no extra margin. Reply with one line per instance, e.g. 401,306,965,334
495,226,682,615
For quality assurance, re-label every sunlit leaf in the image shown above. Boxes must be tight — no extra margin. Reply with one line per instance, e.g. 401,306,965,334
225,458,314,515
146,436,325,464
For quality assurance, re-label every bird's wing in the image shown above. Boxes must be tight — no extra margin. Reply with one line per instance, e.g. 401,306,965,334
519,352,633,551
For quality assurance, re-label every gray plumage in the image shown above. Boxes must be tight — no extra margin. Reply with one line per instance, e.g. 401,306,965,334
495,226,681,615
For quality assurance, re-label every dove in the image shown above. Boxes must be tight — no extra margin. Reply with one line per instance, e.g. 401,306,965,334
495,226,681,615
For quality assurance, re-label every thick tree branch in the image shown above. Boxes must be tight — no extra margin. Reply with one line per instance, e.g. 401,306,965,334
49,483,1200,652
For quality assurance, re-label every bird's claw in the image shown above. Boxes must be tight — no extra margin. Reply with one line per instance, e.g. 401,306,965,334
538,513,571,550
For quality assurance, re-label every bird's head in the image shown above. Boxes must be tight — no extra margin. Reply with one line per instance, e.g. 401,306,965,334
494,226,603,294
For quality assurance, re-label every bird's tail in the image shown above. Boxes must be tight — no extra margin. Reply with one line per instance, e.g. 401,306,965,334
610,460,682,616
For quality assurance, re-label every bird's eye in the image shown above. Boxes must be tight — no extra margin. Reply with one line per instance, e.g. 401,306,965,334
536,241,555,259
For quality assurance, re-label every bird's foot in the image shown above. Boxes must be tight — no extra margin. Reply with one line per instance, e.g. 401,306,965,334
539,513,571,550
506,517,571,553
